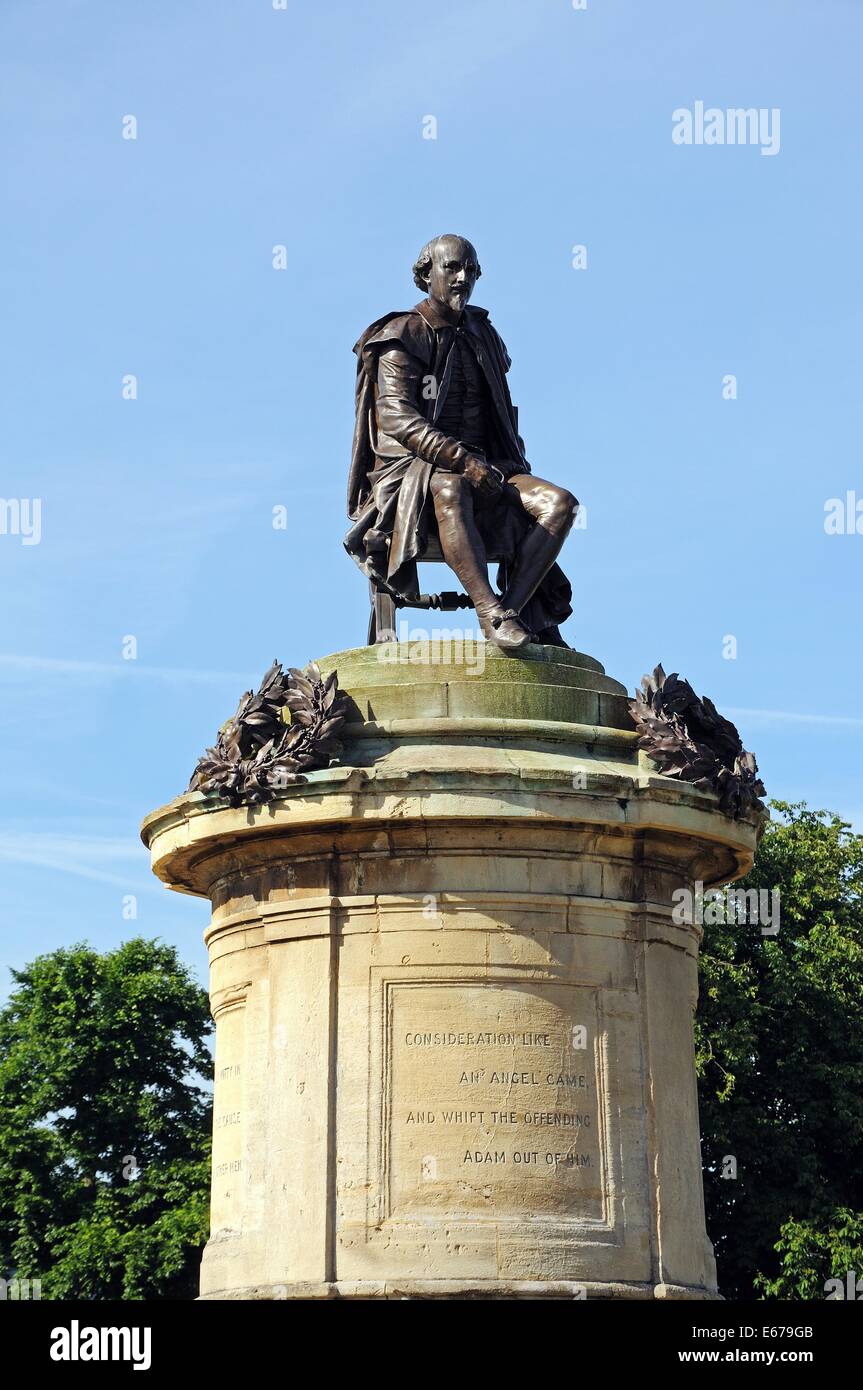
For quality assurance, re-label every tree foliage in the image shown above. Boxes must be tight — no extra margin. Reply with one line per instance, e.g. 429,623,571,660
697,801,863,1299
0,938,212,1299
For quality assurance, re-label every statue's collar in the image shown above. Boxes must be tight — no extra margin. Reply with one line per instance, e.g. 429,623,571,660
415,298,489,332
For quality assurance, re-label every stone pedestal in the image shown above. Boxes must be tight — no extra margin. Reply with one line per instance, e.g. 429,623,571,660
142,645,758,1300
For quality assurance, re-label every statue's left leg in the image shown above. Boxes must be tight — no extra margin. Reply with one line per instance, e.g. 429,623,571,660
499,476,579,629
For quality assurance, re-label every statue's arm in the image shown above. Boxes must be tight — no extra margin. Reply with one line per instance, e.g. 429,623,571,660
376,348,471,471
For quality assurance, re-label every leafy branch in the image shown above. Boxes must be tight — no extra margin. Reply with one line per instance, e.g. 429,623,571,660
630,664,766,820
189,660,350,806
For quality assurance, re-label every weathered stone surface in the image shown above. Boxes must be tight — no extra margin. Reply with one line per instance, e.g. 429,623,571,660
318,644,633,730
142,646,759,1299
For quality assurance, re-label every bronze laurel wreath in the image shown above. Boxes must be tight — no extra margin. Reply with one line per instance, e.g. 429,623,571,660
629,665,765,821
189,660,350,806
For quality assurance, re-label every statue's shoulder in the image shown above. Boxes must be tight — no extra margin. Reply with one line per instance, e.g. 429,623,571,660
353,308,434,366
464,305,512,370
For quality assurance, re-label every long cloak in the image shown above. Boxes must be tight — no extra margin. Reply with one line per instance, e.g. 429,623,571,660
344,301,572,632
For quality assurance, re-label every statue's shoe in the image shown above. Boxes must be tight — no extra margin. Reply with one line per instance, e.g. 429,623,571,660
478,606,533,655
534,624,570,649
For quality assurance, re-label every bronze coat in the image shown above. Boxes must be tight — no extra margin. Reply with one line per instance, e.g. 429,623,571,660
345,298,572,629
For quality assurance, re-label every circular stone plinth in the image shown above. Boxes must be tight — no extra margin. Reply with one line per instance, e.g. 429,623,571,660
317,643,633,732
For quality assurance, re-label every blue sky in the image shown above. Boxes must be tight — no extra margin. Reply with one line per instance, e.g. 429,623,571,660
1,0,861,995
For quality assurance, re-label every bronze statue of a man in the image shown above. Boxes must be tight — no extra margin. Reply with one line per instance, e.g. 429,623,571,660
345,234,578,653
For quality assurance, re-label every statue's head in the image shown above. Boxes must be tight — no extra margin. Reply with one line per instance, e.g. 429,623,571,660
412,234,482,317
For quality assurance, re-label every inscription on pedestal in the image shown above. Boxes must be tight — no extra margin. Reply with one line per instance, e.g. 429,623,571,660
387,981,604,1221
210,1009,245,1232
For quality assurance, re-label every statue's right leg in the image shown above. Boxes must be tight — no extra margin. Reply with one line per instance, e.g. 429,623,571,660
429,472,531,654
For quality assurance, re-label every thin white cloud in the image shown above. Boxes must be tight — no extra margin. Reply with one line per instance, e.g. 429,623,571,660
726,707,863,730
0,832,159,893
0,654,252,685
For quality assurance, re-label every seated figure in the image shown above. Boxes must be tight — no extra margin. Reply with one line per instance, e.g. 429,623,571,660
344,234,579,653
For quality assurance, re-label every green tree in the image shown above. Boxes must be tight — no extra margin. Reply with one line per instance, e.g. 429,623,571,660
0,938,212,1299
697,801,863,1300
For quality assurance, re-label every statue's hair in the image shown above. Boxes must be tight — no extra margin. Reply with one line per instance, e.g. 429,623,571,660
412,235,482,291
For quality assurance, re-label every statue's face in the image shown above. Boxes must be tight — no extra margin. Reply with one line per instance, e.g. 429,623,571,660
427,237,479,316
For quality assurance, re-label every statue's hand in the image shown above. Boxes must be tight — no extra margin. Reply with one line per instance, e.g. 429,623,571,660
462,455,503,497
